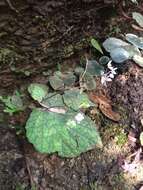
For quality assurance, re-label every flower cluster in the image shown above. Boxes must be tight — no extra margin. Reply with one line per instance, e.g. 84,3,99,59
101,61,117,86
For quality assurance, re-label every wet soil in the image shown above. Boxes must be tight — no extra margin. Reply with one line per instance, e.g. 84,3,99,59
111,63,143,130
0,1,143,190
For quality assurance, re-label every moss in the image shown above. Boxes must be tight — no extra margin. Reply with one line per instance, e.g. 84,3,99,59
63,45,74,58
81,181,106,190
0,48,20,65
115,130,127,147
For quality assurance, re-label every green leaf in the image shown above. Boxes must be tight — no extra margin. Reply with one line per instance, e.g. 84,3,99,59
133,55,143,67
91,38,103,54
132,12,143,28
83,73,96,90
49,71,76,90
123,45,141,58
0,94,24,114
28,83,48,102
140,132,143,145
99,56,110,65
63,72,76,86
26,109,102,157
125,33,143,50
49,74,64,90
87,60,104,76
41,93,65,108
63,89,94,111
102,37,129,53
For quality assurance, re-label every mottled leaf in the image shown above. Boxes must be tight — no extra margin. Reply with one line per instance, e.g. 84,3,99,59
49,71,76,90
83,73,96,90
41,93,65,108
87,60,104,76
28,83,48,102
26,109,102,157
63,89,94,111
49,75,64,90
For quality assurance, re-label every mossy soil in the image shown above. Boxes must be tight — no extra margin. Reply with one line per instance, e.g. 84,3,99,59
0,1,143,190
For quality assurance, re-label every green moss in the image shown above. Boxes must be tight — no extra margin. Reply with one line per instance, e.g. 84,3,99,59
0,48,20,65
115,130,127,147
63,45,74,58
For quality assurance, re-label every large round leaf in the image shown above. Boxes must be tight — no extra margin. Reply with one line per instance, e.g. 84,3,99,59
110,47,130,63
26,109,102,157
103,37,129,52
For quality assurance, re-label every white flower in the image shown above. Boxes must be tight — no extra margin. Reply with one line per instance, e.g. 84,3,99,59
101,74,112,86
75,113,84,124
107,61,117,75
101,60,117,86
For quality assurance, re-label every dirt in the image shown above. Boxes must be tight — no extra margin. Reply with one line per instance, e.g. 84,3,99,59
0,126,29,190
111,63,143,129
0,0,143,190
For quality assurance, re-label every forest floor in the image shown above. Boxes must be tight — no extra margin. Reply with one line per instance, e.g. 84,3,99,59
0,1,143,190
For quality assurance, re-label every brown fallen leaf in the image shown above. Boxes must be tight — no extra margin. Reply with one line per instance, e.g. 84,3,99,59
89,93,111,105
99,104,121,122
89,93,121,122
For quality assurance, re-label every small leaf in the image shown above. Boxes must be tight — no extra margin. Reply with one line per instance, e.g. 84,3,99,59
63,89,94,111
62,72,76,86
89,93,120,121
83,73,96,90
41,93,65,108
49,71,76,90
91,38,103,54
123,45,141,58
132,12,143,28
99,56,110,65
49,75,64,90
28,83,48,102
99,104,121,122
133,55,143,67
74,67,84,76
87,60,104,76
125,33,143,50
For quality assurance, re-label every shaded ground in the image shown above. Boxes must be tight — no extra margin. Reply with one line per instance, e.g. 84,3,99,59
0,1,143,190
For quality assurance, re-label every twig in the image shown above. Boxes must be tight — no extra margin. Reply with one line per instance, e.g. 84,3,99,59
6,0,19,13
79,56,88,84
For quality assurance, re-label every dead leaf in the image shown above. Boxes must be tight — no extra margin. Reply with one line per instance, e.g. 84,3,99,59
99,104,121,121
89,93,111,105
89,93,120,121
